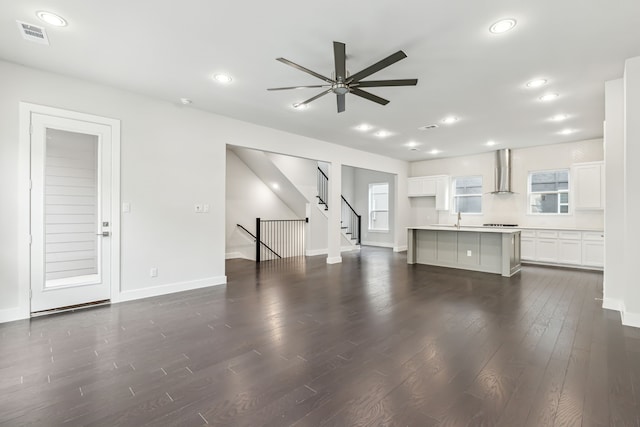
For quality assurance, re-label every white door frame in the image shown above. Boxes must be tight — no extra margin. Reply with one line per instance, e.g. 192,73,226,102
18,103,121,317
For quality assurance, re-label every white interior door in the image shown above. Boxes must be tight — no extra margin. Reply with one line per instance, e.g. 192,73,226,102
30,114,113,312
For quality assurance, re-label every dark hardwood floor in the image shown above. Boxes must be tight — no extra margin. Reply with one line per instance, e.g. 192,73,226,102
1,247,639,426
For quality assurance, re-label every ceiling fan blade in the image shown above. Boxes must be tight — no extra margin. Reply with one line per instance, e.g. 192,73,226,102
334,41,346,81
348,50,408,83
294,88,333,108
337,94,346,113
350,88,390,106
354,79,418,88
276,58,333,83
267,85,331,91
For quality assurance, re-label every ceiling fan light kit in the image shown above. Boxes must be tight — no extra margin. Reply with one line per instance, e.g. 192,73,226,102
268,41,418,113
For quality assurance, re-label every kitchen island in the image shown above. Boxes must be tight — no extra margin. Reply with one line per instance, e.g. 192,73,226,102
407,226,521,277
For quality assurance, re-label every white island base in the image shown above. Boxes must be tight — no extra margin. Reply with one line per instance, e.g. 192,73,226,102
407,226,521,277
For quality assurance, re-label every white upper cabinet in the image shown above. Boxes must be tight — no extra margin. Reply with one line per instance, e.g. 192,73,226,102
572,161,604,210
408,175,449,210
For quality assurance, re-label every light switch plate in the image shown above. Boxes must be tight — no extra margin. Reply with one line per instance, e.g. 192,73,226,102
122,202,131,213
467,250,472,256
203,204,210,213
194,204,202,213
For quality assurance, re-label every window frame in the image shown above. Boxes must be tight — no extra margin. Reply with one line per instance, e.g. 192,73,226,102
368,182,389,232
451,175,483,215
527,168,571,215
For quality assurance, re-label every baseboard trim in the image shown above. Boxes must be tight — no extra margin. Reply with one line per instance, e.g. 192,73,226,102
393,245,408,252
621,302,640,328
0,307,27,324
114,276,227,303
225,252,253,260
306,246,360,257
602,297,622,312
361,241,394,248
326,256,342,264
305,248,327,256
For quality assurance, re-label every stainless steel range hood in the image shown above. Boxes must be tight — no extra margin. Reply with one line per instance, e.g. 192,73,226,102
492,148,514,194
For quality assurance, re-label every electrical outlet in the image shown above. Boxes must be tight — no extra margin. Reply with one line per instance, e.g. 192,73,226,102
150,267,158,277
194,204,202,213
203,204,210,213
467,250,472,257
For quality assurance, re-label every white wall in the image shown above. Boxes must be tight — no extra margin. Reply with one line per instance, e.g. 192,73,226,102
604,79,625,310
0,59,410,321
341,165,356,204
225,149,298,260
622,57,640,326
353,169,396,247
409,197,437,227
410,139,604,229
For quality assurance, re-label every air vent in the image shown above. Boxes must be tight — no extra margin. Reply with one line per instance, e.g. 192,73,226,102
418,124,439,130
16,21,50,45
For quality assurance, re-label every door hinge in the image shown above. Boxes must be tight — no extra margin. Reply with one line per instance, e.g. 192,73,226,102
29,289,32,299
29,180,32,190
28,235,32,245
29,122,33,135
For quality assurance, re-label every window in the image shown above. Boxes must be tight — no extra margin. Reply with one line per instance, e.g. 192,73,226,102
453,176,483,214
368,183,389,231
528,169,569,214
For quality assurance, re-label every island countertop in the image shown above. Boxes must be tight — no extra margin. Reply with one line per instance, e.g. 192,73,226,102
408,225,521,234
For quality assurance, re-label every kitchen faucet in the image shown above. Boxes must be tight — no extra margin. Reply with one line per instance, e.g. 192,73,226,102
456,211,461,229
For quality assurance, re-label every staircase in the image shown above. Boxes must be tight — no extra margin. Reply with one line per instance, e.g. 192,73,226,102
316,167,361,246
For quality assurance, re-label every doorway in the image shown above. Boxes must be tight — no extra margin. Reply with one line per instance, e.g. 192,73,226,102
22,105,121,313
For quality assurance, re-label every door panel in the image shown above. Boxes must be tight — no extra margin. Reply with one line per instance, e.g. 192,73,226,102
31,114,112,312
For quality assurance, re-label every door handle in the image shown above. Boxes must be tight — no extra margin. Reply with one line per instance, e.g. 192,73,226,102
97,231,110,237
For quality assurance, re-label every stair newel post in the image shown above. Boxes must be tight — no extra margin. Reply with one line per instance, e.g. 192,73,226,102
256,217,261,263
357,214,362,245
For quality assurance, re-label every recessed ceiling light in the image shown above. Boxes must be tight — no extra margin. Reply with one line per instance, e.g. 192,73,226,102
550,114,569,122
292,103,308,110
441,116,459,125
486,140,497,147
558,128,576,135
180,98,192,105
356,124,373,132
526,79,547,88
374,130,391,138
489,18,517,34
36,11,67,27
539,93,559,102
272,183,280,190
213,73,233,84
406,141,420,148
430,149,441,155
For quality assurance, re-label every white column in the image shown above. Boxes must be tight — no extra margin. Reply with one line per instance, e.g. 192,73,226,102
326,160,342,264
603,78,625,311
622,57,640,327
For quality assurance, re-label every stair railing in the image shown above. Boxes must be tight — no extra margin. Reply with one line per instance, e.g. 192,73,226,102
236,224,282,260
317,167,328,209
341,196,362,245
255,218,308,262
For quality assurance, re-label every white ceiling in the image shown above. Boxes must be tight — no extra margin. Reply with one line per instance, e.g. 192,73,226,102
2,1,640,160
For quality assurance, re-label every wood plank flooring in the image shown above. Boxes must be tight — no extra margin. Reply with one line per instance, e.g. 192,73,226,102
1,247,639,426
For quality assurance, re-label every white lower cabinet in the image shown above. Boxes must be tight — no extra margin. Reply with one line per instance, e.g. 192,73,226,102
582,232,605,267
558,240,582,264
520,228,603,269
536,239,559,262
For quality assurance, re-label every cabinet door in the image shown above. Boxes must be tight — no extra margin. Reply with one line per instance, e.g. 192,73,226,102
573,162,604,210
582,240,604,267
408,177,424,197
536,239,559,262
423,178,437,195
521,238,535,261
435,176,450,210
558,240,582,264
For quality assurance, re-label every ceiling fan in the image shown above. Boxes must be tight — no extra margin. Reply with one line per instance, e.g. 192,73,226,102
268,41,418,113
